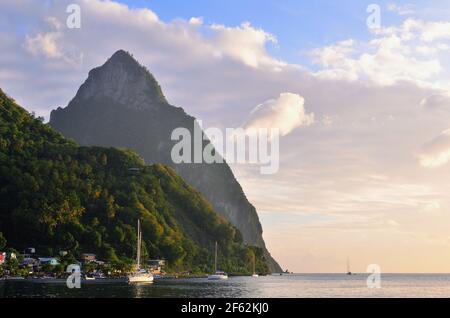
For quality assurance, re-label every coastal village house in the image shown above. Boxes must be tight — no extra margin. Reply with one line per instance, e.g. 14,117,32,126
38,257,60,266
25,247,36,254
81,253,97,262
148,259,165,274
21,257,38,267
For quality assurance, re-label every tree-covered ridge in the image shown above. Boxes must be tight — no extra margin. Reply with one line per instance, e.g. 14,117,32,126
0,89,269,275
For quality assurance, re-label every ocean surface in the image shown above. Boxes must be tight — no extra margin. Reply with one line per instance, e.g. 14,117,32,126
2,274,450,298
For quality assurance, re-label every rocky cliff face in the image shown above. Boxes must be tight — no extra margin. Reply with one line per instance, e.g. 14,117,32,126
50,50,282,272
74,51,167,110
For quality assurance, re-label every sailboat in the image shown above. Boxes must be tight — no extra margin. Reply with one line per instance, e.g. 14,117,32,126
251,253,258,278
346,257,352,276
207,242,228,280
127,219,154,284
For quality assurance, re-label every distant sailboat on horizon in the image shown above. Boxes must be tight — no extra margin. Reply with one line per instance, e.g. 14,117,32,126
346,257,352,276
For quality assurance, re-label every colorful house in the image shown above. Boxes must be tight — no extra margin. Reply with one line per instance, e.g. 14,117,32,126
38,257,59,266
81,253,96,262
148,259,166,273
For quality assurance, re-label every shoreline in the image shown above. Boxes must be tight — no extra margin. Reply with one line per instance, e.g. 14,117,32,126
2,277,128,285
0,274,266,285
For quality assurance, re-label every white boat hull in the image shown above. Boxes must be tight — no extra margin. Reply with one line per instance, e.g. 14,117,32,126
127,274,154,284
207,274,228,280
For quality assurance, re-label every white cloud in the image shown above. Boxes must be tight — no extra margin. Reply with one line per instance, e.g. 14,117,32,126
24,17,64,59
310,39,354,67
387,3,415,16
419,129,450,168
420,21,450,42
243,93,314,136
210,22,285,70
24,15,84,65
309,19,450,86
0,0,291,119
19,1,282,71
88,0,159,25
189,17,203,26
25,31,63,58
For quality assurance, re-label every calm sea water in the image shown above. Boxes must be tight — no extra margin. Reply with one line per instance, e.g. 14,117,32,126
2,274,450,298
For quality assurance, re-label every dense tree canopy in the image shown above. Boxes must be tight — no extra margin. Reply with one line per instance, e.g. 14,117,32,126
0,89,269,274
0,232,6,250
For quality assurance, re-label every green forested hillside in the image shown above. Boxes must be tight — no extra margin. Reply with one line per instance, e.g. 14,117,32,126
0,89,269,274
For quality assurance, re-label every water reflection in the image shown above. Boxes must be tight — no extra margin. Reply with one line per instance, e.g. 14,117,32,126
3,274,450,298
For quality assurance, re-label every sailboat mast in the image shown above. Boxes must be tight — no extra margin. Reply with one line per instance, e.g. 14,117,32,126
253,252,256,274
214,241,218,273
139,222,142,268
346,257,350,273
137,219,141,269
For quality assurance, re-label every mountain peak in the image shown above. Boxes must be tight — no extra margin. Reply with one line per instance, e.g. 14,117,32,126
72,50,167,110
107,50,140,67
109,49,134,60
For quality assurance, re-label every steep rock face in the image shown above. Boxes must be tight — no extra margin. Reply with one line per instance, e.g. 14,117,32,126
50,50,282,272
75,51,167,110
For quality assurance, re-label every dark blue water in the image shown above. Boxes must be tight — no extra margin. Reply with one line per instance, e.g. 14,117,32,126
2,274,450,298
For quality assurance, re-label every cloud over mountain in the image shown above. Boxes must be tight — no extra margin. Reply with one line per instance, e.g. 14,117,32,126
243,93,314,136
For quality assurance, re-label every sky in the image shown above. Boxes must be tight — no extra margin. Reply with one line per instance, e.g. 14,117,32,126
2,0,450,273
